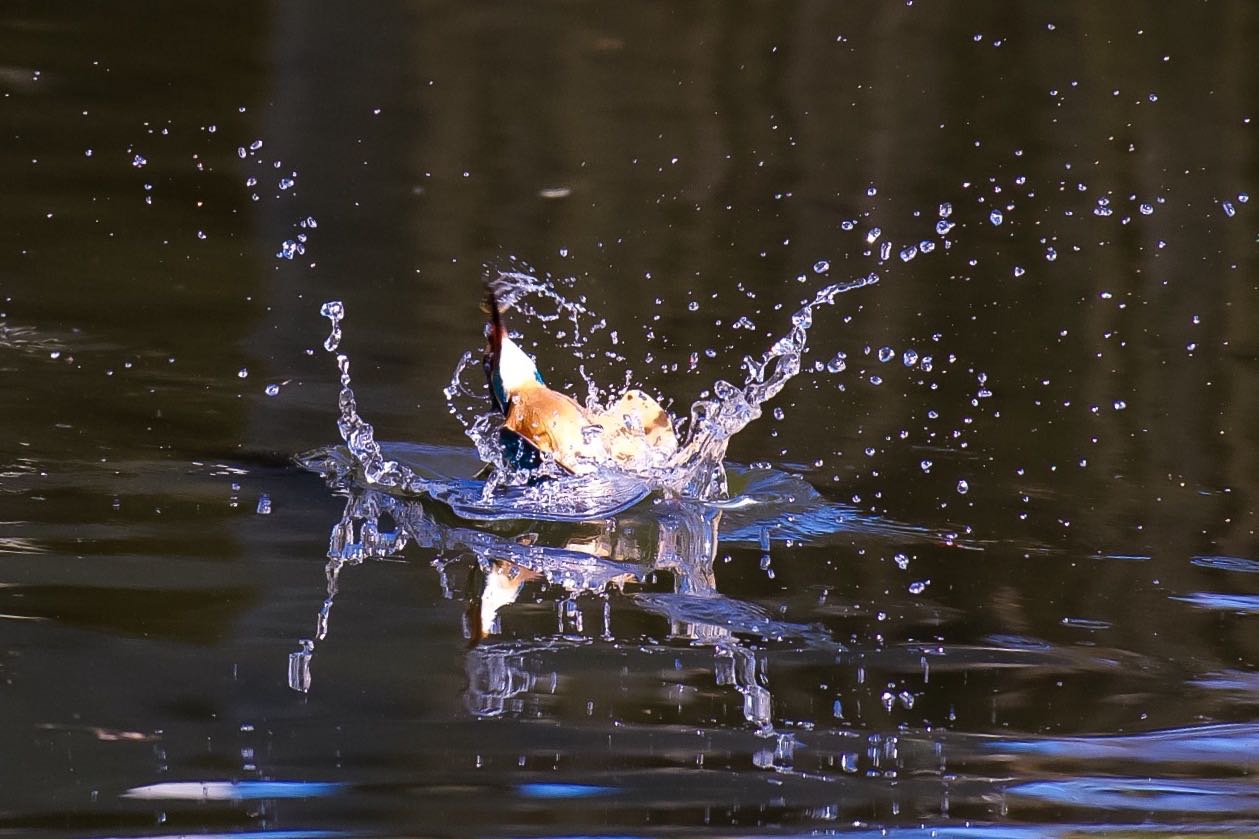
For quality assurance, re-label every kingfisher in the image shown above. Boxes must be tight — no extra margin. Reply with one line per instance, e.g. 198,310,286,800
482,286,678,475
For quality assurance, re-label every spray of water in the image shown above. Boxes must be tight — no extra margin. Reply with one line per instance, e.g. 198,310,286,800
316,268,875,516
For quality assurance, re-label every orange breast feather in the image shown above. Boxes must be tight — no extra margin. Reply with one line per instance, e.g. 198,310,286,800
504,383,601,472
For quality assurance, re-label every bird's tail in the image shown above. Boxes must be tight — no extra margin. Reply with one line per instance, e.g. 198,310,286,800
482,285,505,357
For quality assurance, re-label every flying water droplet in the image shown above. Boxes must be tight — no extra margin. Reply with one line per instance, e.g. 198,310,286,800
320,300,345,352
1222,201,1236,218
1045,246,1058,261
899,245,918,262
877,346,895,363
813,259,830,274
989,209,1003,226
865,227,882,245
902,349,918,366
879,241,892,261
956,479,969,494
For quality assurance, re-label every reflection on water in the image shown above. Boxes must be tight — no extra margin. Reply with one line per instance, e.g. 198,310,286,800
291,452,842,740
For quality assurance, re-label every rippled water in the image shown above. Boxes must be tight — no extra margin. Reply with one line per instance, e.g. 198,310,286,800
4,2,1259,836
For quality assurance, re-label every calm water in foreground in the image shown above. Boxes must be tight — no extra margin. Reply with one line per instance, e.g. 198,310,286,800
3,2,1259,836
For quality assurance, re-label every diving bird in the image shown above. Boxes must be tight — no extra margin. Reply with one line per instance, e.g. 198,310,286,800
482,287,678,474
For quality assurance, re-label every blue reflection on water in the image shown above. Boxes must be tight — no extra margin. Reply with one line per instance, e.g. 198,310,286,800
1172,592,1259,613
1009,777,1259,813
995,723,1259,763
122,780,342,801
1191,555,1259,573
516,782,616,799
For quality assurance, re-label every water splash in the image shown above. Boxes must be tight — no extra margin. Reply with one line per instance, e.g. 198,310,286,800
314,268,876,518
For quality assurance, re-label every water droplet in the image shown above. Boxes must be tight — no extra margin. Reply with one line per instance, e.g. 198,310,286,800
841,220,855,231
256,494,272,515
877,346,895,363
869,375,883,386
1222,201,1236,218
920,460,932,473
1013,266,1025,277
772,406,785,421
894,553,910,570
902,349,918,367
920,355,933,372
249,139,263,151
908,581,927,595
935,219,955,235
825,353,846,373
813,259,830,274
279,177,295,190
866,185,877,197
687,301,699,312
1139,203,1154,215
956,479,969,494
196,230,207,240
265,383,281,396
989,209,1003,226
1045,246,1058,261
1113,399,1127,410
237,146,247,159
899,245,918,262
938,202,953,218
237,368,249,379
1148,92,1159,102
559,247,569,257
879,241,892,261
131,154,147,168
918,240,936,254
865,227,882,245
1239,193,1250,204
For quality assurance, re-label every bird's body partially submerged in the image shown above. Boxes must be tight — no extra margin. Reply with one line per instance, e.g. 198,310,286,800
482,287,678,475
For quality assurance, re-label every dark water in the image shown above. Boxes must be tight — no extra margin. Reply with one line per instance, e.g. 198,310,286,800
4,2,1259,835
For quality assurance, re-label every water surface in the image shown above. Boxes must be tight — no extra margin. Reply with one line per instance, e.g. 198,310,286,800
3,2,1259,836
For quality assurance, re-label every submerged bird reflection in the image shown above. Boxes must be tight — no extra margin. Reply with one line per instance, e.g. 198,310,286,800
289,484,830,732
